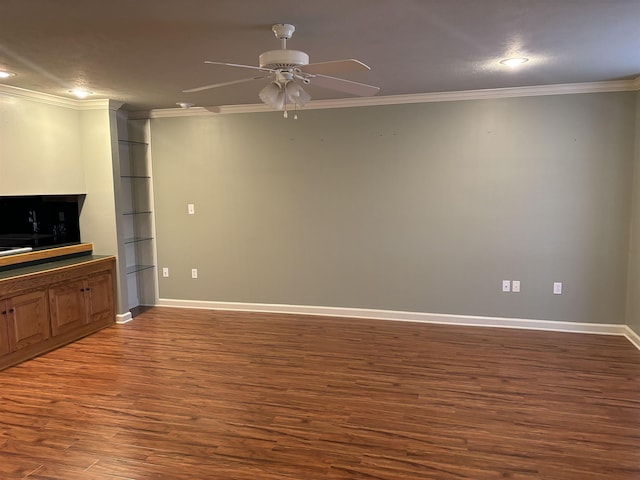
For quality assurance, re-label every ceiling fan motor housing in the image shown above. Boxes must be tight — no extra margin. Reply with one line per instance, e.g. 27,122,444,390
259,50,309,70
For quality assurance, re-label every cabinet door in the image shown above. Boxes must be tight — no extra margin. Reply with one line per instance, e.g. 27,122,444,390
85,272,115,325
49,279,87,336
6,290,50,351
0,301,11,356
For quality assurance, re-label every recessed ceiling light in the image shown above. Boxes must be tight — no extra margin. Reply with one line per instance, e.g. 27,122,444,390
0,70,16,79
176,102,194,109
69,88,93,99
499,57,529,67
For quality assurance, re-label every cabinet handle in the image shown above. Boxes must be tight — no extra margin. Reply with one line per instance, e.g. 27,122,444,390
8,308,14,313
1,310,5,315
80,288,85,292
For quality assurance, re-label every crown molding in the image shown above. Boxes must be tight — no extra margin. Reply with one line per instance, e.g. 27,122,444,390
138,104,273,119
3,76,638,116
0,83,122,110
0,84,79,108
78,99,125,111
141,77,640,119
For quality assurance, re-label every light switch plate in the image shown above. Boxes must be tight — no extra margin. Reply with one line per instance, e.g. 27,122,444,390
191,268,198,279
553,282,562,295
188,203,195,215
502,280,511,292
512,280,521,293
162,267,169,278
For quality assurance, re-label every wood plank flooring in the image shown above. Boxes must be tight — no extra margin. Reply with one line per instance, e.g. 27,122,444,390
1,307,639,479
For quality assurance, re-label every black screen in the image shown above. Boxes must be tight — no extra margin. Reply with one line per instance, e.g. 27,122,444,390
0,195,81,249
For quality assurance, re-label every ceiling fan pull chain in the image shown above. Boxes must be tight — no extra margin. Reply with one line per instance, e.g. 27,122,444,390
283,83,288,118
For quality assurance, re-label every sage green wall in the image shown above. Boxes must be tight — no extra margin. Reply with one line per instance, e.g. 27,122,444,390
0,92,125,314
151,92,636,324
0,94,85,194
627,91,640,334
78,108,118,255
78,107,123,312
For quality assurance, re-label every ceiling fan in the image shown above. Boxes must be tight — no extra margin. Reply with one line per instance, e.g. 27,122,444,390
183,23,380,116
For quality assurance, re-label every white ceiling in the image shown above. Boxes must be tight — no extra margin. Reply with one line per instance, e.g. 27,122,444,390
0,0,639,112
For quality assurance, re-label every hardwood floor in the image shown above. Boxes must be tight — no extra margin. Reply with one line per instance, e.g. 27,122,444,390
1,307,639,479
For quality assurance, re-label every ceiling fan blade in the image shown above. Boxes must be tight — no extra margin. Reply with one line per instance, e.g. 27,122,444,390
182,76,270,93
300,59,371,75
310,74,380,97
204,61,273,73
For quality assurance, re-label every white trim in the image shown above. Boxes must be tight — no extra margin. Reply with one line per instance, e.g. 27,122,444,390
141,77,640,118
0,84,79,108
0,84,123,110
2,76,637,115
157,298,632,340
116,312,133,324
91,99,125,111
624,326,640,350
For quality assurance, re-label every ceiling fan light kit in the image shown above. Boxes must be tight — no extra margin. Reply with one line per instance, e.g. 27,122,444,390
183,23,379,117
259,79,312,118
259,82,285,110
287,82,311,105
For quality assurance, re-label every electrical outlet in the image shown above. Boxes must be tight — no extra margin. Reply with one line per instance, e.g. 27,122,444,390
162,267,169,278
553,282,562,295
188,203,195,215
502,280,511,292
512,280,521,293
191,268,198,279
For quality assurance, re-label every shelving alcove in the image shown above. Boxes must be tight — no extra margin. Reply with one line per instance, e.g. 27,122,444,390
116,118,157,312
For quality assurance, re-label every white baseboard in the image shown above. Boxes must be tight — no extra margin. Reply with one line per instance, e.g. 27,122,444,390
624,326,640,350
156,298,636,344
116,312,133,324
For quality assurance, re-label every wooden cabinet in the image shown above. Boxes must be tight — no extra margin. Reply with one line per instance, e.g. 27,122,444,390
0,255,115,370
86,272,115,325
49,271,114,336
3,289,50,351
49,278,86,336
0,309,10,356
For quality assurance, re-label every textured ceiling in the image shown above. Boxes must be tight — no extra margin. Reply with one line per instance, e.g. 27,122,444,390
0,0,639,112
